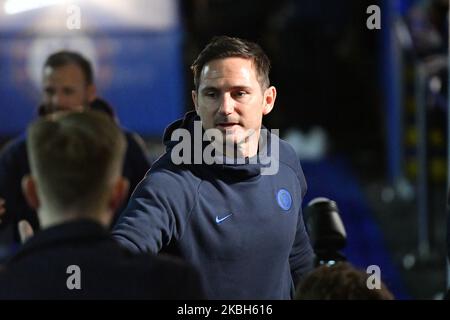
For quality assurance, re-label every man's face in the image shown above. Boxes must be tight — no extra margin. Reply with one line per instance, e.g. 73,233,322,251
42,63,95,113
192,57,276,152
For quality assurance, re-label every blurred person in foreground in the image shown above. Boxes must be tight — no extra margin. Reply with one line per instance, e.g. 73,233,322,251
295,262,394,300
0,110,203,299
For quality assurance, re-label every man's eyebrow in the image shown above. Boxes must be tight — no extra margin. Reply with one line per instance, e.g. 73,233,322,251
201,85,252,92
200,86,218,92
231,85,252,91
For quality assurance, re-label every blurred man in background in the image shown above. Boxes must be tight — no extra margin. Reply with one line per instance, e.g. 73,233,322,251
0,51,151,250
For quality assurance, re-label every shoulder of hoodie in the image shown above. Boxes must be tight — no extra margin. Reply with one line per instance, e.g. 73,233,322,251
0,133,27,164
139,150,202,200
271,133,306,186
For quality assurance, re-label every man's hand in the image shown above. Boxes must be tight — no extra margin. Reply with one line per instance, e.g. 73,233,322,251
0,198,34,242
18,220,34,243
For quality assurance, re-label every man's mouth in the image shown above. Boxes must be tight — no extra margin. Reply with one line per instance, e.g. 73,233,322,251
216,122,239,128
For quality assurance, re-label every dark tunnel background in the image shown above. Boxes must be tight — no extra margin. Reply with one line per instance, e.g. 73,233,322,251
0,0,448,299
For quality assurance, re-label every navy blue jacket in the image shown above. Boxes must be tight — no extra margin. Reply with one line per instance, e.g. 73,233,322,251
0,130,151,244
0,219,204,299
112,111,314,299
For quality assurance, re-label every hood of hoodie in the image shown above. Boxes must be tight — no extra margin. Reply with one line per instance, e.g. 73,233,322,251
162,111,277,180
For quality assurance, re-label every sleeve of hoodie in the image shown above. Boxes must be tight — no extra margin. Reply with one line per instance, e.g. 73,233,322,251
289,159,315,287
111,159,199,254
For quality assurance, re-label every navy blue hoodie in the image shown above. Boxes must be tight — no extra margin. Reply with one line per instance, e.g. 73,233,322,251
112,111,314,299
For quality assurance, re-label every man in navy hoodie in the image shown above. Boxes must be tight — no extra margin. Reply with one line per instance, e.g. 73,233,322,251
112,36,314,299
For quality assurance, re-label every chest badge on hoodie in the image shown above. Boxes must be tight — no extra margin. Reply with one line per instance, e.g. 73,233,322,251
277,189,292,211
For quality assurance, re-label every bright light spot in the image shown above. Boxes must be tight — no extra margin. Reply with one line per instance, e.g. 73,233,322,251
4,0,65,15
429,76,442,94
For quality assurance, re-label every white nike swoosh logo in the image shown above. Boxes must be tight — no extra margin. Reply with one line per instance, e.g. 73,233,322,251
215,214,233,224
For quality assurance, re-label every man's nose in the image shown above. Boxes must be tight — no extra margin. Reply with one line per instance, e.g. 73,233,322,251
219,94,235,115
50,93,61,107
50,93,67,110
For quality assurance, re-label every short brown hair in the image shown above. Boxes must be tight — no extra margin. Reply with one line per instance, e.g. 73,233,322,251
295,262,395,300
26,110,126,213
191,35,271,91
44,51,94,85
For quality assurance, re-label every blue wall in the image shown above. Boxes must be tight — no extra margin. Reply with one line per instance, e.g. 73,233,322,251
0,30,184,137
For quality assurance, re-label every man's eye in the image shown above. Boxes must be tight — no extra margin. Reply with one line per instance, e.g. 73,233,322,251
205,91,217,98
234,91,247,98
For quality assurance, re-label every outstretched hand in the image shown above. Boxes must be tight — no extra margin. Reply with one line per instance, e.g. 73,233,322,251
18,220,34,243
0,198,34,243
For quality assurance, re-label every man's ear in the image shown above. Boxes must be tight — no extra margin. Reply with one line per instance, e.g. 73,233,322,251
87,84,97,104
192,90,199,113
109,177,129,213
21,175,40,210
262,86,277,115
